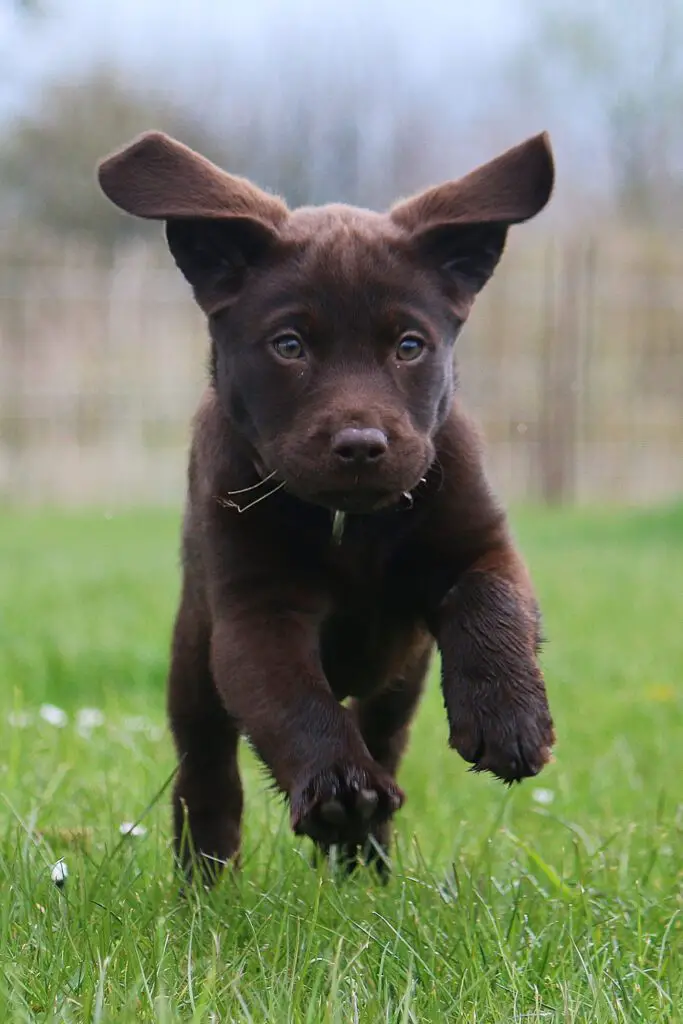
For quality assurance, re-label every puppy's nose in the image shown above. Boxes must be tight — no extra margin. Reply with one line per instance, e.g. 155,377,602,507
332,427,388,465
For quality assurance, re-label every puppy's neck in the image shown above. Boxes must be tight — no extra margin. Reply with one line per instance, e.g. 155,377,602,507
250,455,349,546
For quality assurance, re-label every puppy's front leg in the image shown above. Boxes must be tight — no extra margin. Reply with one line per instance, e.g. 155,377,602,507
210,606,403,845
435,541,555,783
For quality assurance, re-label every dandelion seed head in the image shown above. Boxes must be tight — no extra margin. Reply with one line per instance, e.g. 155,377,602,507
119,821,147,837
40,704,68,728
51,859,68,886
76,708,105,731
531,788,555,806
7,710,31,728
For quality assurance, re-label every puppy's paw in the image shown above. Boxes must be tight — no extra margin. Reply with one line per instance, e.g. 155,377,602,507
291,761,403,846
448,673,555,784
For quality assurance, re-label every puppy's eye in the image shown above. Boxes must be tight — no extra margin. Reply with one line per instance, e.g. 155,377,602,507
273,334,305,361
396,334,425,362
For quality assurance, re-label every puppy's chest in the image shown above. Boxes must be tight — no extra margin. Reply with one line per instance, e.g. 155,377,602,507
320,524,424,700
325,514,400,596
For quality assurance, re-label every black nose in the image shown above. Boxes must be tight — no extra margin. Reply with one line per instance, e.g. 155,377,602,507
332,427,388,464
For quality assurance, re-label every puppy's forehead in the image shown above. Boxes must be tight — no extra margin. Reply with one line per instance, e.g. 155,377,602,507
278,204,408,286
284,204,394,239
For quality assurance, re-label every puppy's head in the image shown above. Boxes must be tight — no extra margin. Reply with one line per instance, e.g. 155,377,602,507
98,131,553,513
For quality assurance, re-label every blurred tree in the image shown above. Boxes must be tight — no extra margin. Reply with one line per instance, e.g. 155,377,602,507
510,0,683,226
0,60,449,249
0,66,228,248
0,0,45,76
4,0,42,10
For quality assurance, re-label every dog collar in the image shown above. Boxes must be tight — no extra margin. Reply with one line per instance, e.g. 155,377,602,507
329,485,422,547
218,463,422,545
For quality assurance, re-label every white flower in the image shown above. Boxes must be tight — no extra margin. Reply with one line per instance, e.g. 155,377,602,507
122,716,151,733
76,708,105,731
7,710,31,728
40,704,68,728
121,716,163,741
531,788,555,806
119,821,147,837
51,859,68,886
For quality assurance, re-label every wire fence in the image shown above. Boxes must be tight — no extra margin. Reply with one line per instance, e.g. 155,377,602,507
1,230,682,507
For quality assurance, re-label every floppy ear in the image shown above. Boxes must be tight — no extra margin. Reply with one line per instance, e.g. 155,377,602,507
97,131,289,313
390,132,554,312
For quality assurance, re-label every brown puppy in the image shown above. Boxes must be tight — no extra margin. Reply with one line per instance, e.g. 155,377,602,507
97,131,556,882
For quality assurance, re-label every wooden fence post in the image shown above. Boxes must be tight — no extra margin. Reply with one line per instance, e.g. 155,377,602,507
537,239,583,505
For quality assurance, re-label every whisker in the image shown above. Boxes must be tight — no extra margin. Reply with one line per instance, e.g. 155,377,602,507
225,469,278,496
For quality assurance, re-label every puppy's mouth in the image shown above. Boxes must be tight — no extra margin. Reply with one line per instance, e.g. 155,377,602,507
256,449,433,516
278,463,432,515
237,460,407,516
310,488,400,514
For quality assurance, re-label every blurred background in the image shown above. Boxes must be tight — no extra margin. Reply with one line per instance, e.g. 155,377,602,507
1,0,681,508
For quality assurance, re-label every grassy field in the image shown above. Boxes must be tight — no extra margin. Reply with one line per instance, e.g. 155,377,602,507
1,503,682,1022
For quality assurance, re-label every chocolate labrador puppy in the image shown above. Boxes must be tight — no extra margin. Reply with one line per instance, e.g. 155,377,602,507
97,130,556,882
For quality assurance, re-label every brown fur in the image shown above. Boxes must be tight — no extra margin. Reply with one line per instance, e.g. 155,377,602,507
97,130,556,883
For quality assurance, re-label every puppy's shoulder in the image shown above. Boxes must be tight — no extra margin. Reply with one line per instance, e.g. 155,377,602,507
187,386,233,501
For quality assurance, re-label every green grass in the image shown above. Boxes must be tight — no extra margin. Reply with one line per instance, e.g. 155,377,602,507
1,503,682,1023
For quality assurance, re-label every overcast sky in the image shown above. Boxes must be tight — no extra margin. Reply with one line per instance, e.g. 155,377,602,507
1,0,526,115
2,0,678,212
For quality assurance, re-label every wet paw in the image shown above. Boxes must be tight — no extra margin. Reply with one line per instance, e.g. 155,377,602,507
448,677,555,784
438,570,555,784
291,761,403,846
